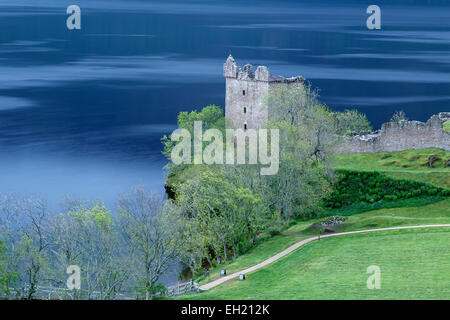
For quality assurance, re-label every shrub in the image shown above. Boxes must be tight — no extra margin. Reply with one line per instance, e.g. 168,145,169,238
390,110,408,122
324,170,448,208
444,120,450,133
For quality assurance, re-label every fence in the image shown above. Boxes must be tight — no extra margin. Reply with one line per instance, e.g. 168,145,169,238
1,281,200,300
1,285,136,300
165,280,200,297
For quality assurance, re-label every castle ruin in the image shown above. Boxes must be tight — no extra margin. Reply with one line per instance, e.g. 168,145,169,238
223,56,450,153
223,55,304,130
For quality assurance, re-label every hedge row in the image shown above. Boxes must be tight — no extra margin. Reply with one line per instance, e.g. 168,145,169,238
323,170,450,208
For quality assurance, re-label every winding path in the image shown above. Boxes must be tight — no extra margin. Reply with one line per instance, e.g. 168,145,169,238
200,224,450,291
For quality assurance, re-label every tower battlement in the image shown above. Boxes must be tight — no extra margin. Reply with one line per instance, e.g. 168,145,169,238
223,55,304,130
224,55,304,83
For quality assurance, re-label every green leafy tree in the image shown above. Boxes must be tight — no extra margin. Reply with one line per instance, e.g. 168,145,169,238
335,109,373,135
263,84,334,220
0,240,18,298
50,199,126,300
161,104,226,160
177,166,268,260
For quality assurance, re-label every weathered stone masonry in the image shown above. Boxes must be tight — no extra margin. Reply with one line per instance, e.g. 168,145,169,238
339,112,450,153
223,55,304,130
224,56,450,153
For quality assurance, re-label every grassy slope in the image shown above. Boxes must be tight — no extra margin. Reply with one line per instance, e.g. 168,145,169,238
184,227,450,300
332,148,450,189
192,198,450,286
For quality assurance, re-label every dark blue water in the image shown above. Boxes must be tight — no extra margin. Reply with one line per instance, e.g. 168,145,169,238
0,0,449,205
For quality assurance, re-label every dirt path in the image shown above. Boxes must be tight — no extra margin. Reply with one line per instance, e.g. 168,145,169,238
200,224,450,291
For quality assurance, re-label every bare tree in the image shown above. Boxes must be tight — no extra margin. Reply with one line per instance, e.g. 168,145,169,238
118,188,186,300
0,194,52,299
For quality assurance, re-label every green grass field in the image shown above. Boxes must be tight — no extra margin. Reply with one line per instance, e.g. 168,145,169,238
191,199,450,287
184,227,449,299
333,148,450,189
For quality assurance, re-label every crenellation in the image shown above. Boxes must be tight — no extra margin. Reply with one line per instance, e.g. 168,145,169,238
255,66,269,82
224,55,304,130
223,55,238,78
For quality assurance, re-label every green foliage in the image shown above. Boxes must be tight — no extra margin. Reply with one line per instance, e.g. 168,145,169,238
69,202,114,231
152,282,167,295
161,104,226,160
177,104,225,131
0,240,19,297
177,166,270,260
323,196,446,217
333,148,450,189
264,84,336,218
323,170,449,209
390,110,408,122
334,109,373,135
444,120,450,133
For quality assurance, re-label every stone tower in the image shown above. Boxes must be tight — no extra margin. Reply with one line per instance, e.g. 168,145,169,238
223,55,305,130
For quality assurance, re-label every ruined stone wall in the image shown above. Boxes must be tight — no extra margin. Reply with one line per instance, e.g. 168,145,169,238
339,112,450,153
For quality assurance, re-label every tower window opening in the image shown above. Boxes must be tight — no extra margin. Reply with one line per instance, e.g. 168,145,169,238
243,90,246,95
243,107,247,114
244,123,247,130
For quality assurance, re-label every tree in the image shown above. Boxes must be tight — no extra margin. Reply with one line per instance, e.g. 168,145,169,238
262,84,334,220
49,199,127,300
335,109,373,135
162,104,227,160
178,217,213,272
177,166,268,260
266,84,341,161
0,194,52,299
0,240,18,298
118,188,186,300
390,110,408,122
48,201,84,299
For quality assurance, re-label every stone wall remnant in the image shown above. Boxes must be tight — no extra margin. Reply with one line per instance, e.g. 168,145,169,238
339,112,450,153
